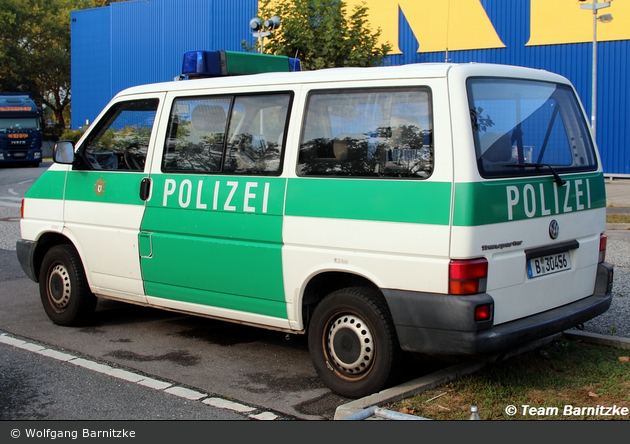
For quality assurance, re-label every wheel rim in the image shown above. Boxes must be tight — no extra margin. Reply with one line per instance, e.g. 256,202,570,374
47,263,71,312
325,313,374,379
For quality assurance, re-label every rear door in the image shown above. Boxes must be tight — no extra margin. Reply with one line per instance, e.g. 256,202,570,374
451,74,606,324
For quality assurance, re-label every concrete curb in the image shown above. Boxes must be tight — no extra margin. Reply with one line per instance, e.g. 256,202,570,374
333,331,630,420
333,360,486,420
606,223,630,231
562,330,630,350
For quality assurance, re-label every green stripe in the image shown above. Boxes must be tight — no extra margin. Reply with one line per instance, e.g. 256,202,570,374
285,178,452,225
64,171,147,205
453,173,606,226
24,170,66,200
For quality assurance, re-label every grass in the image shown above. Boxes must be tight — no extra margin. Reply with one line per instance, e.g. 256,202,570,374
387,338,630,420
607,214,630,224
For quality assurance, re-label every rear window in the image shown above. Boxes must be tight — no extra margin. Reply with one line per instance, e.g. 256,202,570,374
468,78,597,179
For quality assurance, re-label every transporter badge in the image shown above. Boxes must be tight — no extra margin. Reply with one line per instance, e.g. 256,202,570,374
95,178,106,197
549,219,559,240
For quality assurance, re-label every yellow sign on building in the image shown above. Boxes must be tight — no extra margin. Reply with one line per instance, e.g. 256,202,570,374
346,0,505,54
527,0,630,46
344,0,630,54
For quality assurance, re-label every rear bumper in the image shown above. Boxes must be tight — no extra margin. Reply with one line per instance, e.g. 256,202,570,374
383,262,614,356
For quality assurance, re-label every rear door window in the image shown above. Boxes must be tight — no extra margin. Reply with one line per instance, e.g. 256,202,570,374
468,78,597,178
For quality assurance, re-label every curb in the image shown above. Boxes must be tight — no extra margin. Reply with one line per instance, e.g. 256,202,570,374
334,330,630,420
562,330,630,350
606,223,630,231
333,360,486,420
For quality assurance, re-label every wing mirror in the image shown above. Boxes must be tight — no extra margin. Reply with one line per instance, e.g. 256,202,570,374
53,141,75,164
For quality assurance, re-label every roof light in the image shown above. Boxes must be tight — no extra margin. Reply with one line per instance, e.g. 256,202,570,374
181,50,301,79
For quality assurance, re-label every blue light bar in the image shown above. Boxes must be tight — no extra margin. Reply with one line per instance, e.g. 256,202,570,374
182,50,301,78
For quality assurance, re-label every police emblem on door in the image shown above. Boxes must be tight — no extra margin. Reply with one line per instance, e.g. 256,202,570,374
94,178,106,197
549,220,559,240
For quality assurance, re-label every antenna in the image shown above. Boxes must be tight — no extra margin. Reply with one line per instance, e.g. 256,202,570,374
445,0,451,62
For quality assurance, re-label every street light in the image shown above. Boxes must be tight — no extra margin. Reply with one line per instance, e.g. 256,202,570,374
579,0,613,138
250,16,281,54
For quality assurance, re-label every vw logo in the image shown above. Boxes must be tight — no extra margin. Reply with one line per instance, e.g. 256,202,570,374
549,220,559,240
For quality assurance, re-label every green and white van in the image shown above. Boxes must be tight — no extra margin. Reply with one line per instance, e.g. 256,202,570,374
17,52,614,398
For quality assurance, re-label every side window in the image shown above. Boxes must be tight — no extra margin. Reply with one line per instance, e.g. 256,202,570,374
162,93,292,175
81,99,159,171
298,88,433,179
224,95,290,174
163,97,230,172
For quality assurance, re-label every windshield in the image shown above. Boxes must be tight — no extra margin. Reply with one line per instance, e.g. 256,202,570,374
0,117,39,132
468,78,597,178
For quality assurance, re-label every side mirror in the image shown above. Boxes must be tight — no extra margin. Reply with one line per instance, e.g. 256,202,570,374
53,141,75,164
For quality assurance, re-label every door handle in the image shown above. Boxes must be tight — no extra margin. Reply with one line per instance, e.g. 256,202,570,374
139,177,152,201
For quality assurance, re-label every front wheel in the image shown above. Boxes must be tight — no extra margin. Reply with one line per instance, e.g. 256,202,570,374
308,287,401,399
39,245,97,326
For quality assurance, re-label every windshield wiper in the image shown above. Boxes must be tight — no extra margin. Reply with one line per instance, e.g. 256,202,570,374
501,163,567,187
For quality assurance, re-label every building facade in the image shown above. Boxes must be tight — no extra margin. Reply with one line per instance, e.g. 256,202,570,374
71,0,630,174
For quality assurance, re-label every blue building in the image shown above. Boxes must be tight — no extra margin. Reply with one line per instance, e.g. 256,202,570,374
71,0,630,174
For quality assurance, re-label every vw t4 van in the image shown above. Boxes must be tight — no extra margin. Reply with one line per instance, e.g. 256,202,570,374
17,52,614,398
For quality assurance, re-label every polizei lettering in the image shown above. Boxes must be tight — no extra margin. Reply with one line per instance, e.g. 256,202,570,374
161,178,271,214
506,178,591,221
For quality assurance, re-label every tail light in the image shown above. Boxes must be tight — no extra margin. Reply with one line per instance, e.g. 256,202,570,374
21,198,25,219
599,234,607,263
449,258,488,295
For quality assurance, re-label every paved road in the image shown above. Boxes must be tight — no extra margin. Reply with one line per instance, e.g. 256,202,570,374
0,340,249,421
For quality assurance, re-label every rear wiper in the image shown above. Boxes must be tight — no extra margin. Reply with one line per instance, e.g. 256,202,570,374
501,163,566,187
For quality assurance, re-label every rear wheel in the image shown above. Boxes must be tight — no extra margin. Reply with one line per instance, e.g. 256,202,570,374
308,287,401,399
39,245,97,326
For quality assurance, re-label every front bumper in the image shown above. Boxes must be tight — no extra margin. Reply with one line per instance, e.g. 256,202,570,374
16,238,38,282
383,262,614,356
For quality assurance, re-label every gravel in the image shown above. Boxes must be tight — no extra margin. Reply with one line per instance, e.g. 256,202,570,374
573,231,630,339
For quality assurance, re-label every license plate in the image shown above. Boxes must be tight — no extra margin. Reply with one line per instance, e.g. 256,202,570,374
11,152,26,158
527,252,571,278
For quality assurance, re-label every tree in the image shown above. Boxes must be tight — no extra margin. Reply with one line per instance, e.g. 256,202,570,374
0,0,126,138
252,0,391,70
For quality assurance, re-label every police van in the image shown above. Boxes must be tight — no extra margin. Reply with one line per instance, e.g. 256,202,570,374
17,51,614,398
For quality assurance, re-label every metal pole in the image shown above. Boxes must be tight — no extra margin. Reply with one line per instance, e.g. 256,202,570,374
592,0,598,138
581,0,611,138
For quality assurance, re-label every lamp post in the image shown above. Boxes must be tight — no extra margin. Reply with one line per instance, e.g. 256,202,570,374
580,0,613,138
250,16,281,54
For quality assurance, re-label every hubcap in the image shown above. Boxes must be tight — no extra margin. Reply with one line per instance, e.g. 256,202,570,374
326,314,374,377
48,264,71,311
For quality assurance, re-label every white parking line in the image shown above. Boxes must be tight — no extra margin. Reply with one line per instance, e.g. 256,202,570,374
0,332,278,420
0,196,22,208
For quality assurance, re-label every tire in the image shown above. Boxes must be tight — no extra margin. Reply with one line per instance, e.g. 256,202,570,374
308,287,401,399
38,245,97,326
